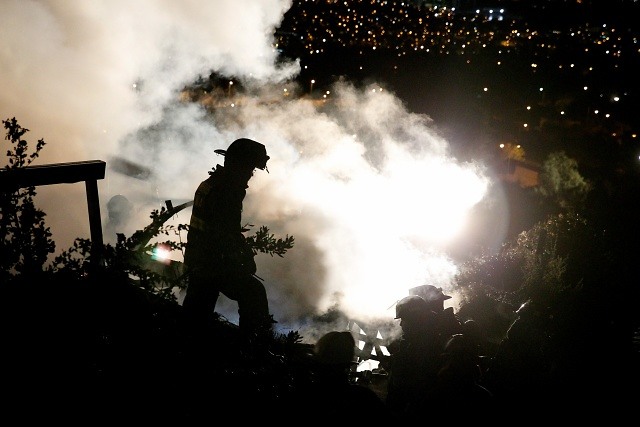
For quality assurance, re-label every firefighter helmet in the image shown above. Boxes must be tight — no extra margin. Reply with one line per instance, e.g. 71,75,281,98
409,284,452,303
214,138,270,171
314,331,356,365
394,295,430,319
441,333,478,360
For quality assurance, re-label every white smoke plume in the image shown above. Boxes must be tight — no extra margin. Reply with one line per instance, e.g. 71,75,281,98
1,1,503,340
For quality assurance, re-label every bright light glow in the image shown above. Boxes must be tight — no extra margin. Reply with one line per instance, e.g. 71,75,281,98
283,126,490,319
151,244,171,263
292,153,486,247
378,159,484,243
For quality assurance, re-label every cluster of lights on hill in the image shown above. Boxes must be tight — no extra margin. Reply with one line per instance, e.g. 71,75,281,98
277,1,637,59
273,1,638,165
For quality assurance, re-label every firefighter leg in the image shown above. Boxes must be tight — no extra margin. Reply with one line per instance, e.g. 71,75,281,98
230,275,272,335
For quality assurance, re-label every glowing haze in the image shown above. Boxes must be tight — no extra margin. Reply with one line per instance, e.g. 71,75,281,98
1,1,496,334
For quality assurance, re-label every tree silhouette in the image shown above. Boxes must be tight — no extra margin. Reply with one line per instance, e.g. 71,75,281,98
1,117,55,282
536,151,591,214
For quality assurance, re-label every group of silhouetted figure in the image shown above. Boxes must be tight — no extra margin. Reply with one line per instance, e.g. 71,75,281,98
285,287,639,423
173,283,638,423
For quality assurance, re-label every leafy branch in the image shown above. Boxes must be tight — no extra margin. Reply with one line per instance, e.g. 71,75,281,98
244,224,295,257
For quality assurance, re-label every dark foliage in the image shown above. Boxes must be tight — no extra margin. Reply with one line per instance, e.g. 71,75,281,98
1,118,55,282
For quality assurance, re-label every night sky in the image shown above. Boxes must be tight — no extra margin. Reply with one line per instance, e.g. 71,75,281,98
276,0,639,172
